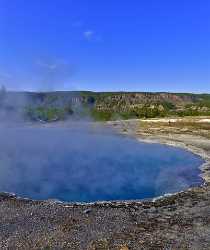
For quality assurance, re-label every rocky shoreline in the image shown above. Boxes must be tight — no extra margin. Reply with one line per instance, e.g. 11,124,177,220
0,120,210,249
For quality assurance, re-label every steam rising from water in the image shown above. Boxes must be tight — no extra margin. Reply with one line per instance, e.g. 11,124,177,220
36,59,76,91
0,123,203,202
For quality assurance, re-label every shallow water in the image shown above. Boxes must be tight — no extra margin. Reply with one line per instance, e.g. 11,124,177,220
0,125,204,202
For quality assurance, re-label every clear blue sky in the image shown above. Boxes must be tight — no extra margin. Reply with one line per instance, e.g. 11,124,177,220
0,0,209,92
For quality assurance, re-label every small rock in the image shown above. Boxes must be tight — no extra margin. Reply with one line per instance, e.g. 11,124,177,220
120,246,129,250
83,208,92,214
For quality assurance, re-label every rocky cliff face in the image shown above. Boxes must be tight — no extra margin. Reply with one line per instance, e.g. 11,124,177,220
0,91,206,109
92,92,210,118
94,93,197,111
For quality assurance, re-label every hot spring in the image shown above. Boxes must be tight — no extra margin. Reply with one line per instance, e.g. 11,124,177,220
0,125,204,202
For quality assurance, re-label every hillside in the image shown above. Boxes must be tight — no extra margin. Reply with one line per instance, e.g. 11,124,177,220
0,90,210,122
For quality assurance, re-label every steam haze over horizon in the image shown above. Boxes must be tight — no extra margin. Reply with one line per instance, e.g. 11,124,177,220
0,0,209,93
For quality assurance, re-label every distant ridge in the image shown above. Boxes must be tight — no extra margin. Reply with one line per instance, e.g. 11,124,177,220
0,90,210,121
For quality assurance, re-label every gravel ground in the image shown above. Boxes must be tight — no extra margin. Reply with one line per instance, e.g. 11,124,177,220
0,186,210,249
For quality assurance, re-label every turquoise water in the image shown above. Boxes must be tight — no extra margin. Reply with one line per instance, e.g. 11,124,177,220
0,126,204,202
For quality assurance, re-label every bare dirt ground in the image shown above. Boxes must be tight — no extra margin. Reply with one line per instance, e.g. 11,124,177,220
0,117,210,249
